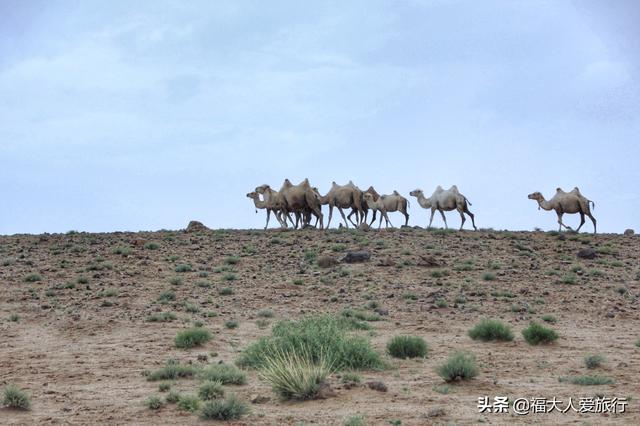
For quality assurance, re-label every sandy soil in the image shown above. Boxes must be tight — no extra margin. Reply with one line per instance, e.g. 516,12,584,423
0,228,638,425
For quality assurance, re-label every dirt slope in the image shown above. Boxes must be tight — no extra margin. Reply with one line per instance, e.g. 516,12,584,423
1,228,638,425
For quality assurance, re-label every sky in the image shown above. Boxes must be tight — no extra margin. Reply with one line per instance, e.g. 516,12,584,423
0,0,638,234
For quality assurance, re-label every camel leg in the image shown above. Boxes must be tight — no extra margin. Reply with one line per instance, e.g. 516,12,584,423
385,212,393,228
458,209,465,231
403,211,409,227
338,207,349,228
428,208,436,228
327,206,334,228
466,209,477,230
588,213,597,234
347,210,359,228
315,207,324,230
347,209,357,226
369,210,377,226
556,212,570,231
264,210,271,230
576,213,586,233
439,210,448,229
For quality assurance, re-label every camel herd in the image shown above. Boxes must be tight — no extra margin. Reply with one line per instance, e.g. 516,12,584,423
246,179,598,233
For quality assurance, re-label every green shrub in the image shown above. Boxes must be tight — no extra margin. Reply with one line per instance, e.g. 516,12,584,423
387,335,428,359
341,372,362,385
224,320,239,329
174,328,212,349
343,414,366,426
258,309,275,318
200,395,249,421
9,313,20,322
146,312,176,322
112,246,133,256
435,352,478,382
144,242,160,250
468,319,514,342
541,314,557,323
145,395,164,410
237,315,384,371
169,276,183,285
198,380,224,400
200,364,246,385
157,290,175,302
177,394,200,412
175,264,192,273
258,348,332,400
522,322,558,345
147,361,199,381
166,390,180,403
2,384,31,410
584,354,605,369
561,273,577,284
481,272,495,281
225,256,240,265
223,273,237,281
341,308,381,322
218,287,234,295
24,273,42,282
158,382,171,392
559,375,615,385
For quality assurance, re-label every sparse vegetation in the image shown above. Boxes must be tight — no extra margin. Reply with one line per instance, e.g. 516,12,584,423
584,354,605,369
200,395,249,421
24,273,42,282
218,286,234,296
2,384,31,410
387,335,428,359
147,361,199,381
198,380,224,400
468,319,514,342
145,395,164,410
175,263,192,273
435,352,478,382
481,272,495,281
147,312,177,322
559,375,615,386
174,327,212,349
177,394,200,412
522,322,558,345
224,320,239,329
200,364,246,385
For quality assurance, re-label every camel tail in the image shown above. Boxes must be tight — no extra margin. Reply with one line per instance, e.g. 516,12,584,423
465,196,472,206
589,200,595,211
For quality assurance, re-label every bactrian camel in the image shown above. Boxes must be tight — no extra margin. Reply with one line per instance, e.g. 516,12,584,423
278,178,324,229
246,191,288,229
317,181,363,228
410,186,476,230
528,187,596,233
363,191,410,229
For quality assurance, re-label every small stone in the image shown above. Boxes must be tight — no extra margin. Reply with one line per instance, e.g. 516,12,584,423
358,222,371,231
375,308,389,316
317,256,339,268
185,220,210,233
342,251,371,263
366,381,388,392
577,248,597,260
250,394,270,404
315,382,336,399
426,408,445,418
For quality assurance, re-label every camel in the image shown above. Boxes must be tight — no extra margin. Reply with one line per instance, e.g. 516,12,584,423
278,178,324,229
528,187,596,233
255,184,294,227
361,192,398,229
318,181,363,228
246,191,288,229
347,186,381,226
363,191,410,228
409,186,476,230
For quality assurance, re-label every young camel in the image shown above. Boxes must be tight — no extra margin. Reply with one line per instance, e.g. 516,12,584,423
409,186,476,230
319,181,363,228
528,187,596,233
246,191,287,229
362,192,393,229
363,190,410,228
255,184,294,228
347,186,381,226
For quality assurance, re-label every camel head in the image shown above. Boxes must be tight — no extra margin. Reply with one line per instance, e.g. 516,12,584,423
528,192,544,209
246,191,258,200
255,184,270,194
363,192,376,204
409,189,423,197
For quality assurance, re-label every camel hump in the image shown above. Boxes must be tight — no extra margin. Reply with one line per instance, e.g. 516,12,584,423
450,185,459,192
393,190,399,195
556,187,565,193
435,185,444,191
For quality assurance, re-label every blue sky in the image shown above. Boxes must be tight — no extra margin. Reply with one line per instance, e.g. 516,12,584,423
0,0,638,234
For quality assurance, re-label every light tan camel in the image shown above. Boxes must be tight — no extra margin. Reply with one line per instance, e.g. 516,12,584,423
528,187,596,233
409,185,476,230
246,191,288,229
362,192,394,229
347,186,380,226
254,184,294,228
318,181,363,228
278,178,324,229
363,191,410,228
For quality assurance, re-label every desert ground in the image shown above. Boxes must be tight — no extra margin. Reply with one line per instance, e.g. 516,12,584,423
1,226,639,425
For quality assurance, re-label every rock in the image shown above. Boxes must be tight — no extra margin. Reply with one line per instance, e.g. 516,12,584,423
366,381,388,392
250,394,270,404
426,408,445,418
624,229,635,236
418,255,441,267
577,248,597,260
314,382,336,399
375,308,389,316
342,251,371,263
317,256,339,268
358,222,371,231
378,257,396,267
185,220,210,233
